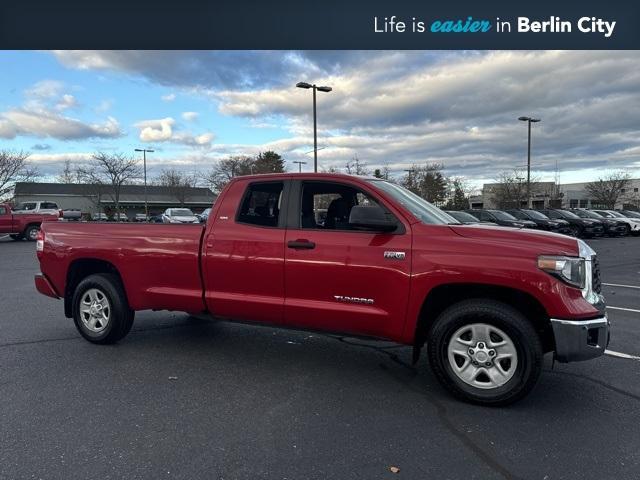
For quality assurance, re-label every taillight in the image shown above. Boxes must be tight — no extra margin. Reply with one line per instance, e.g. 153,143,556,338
36,230,44,254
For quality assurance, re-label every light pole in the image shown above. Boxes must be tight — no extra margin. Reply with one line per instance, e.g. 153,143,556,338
518,116,541,208
293,160,307,173
134,148,154,219
296,82,332,173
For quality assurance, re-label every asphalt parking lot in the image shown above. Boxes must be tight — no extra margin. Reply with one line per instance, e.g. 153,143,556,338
1,234,639,480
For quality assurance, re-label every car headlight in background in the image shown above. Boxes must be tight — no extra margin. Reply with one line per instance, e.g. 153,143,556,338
537,255,586,288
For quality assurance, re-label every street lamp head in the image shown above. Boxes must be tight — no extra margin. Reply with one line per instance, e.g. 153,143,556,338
296,82,312,89
316,86,332,93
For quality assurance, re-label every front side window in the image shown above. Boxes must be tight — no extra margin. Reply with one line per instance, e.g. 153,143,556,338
237,182,283,228
15,202,36,211
300,182,384,230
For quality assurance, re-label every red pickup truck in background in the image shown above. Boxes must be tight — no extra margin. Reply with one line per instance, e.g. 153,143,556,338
0,203,59,241
34,173,609,405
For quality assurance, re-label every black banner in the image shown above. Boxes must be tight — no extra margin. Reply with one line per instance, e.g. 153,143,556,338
0,0,638,49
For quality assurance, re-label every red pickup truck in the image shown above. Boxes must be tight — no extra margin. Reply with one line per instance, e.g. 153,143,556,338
34,173,609,405
0,203,59,241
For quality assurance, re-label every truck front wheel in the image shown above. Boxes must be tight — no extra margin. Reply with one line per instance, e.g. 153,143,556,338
427,299,543,406
71,273,134,344
24,225,39,241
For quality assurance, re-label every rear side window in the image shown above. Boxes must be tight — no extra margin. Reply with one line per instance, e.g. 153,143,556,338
237,182,284,228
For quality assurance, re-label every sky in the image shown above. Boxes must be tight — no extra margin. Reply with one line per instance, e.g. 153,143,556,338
1,50,639,189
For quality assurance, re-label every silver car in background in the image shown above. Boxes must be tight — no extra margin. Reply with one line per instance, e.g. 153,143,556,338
161,208,200,224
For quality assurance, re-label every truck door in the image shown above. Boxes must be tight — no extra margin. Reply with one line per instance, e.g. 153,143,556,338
283,180,412,340
201,180,289,324
0,205,11,233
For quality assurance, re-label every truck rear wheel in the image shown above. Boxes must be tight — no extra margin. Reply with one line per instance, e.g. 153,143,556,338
71,273,134,344
427,299,543,406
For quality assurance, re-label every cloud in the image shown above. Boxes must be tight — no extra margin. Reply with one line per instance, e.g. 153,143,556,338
55,94,77,111
47,50,640,183
134,117,214,147
0,109,122,140
182,111,198,121
32,143,52,151
161,93,176,102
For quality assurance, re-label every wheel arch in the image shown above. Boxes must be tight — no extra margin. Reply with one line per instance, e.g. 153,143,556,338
64,258,126,318
412,283,554,362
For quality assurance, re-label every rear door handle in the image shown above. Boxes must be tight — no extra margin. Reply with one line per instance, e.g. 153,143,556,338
287,239,316,250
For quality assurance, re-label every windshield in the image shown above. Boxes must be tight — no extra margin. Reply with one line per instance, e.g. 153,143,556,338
369,180,459,224
556,210,580,219
578,210,603,219
523,209,549,220
446,211,479,223
171,209,194,216
489,210,517,221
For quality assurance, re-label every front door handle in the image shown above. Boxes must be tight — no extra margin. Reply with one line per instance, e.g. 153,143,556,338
287,239,316,250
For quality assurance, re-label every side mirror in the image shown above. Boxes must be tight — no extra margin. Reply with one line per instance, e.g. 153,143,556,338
349,205,397,232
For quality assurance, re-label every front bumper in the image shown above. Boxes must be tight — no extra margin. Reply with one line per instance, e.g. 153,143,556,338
551,316,610,362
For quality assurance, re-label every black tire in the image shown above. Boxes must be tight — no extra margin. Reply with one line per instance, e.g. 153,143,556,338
427,299,543,406
72,273,135,344
24,225,39,241
9,234,23,241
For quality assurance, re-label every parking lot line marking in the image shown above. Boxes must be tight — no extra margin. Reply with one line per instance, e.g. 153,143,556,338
607,306,640,313
603,283,640,290
605,350,640,361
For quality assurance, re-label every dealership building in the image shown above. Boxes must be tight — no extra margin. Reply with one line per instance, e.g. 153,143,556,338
471,178,640,210
13,182,217,219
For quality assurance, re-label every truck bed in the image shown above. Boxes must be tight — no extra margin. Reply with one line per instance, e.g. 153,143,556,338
39,222,206,313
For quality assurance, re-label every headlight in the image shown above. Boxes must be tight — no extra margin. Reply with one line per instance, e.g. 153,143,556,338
537,255,586,288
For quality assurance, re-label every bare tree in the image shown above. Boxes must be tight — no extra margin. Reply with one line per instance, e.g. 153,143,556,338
204,155,254,194
77,152,141,215
491,169,543,209
156,168,199,206
585,171,632,209
344,155,369,176
0,150,39,200
57,159,79,184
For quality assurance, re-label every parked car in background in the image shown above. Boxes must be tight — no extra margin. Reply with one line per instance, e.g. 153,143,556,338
91,213,108,221
540,209,604,238
161,208,199,224
13,201,60,215
569,209,628,237
61,209,82,221
444,210,497,226
592,210,640,236
617,209,640,219
465,209,537,229
507,209,572,235
0,202,59,241
199,208,212,223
